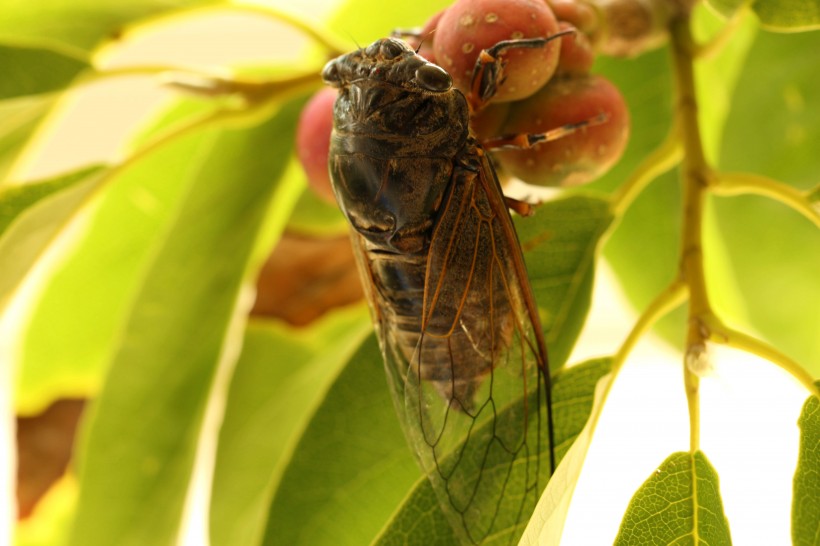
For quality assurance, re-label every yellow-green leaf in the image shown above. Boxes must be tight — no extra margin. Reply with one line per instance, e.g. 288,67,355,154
0,0,219,55
209,307,371,546
69,99,304,546
614,451,732,545
0,44,89,100
515,196,614,368
706,0,820,31
792,388,820,546
0,96,52,181
261,335,421,546
0,165,108,313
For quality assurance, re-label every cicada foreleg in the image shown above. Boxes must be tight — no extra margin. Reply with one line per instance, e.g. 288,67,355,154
467,31,610,160
467,30,575,112
481,112,610,218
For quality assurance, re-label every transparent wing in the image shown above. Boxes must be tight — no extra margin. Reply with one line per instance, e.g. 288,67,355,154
397,150,552,544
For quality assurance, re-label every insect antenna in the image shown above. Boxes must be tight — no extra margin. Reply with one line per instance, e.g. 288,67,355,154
415,28,436,54
342,31,361,50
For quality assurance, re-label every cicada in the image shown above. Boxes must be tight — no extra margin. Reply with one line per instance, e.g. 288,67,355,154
322,36,557,544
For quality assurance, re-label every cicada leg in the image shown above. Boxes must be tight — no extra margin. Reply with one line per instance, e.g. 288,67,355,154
477,113,608,219
503,195,536,217
467,30,575,112
468,33,612,197
481,112,609,151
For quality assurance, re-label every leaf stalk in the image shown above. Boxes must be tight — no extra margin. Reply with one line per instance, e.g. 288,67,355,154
670,13,711,453
710,171,820,228
608,129,683,219
701,313,820,397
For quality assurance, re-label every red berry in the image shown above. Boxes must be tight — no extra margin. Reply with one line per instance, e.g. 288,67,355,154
296,87,338,204
555,22,595,75
495,74,629,186
549,0,599,34
433,0,561,103
471,102,511,141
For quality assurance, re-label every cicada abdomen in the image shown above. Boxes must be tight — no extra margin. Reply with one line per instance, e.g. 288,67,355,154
322,37,553,544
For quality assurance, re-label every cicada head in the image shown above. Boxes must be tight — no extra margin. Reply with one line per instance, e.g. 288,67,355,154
323,38,471,254
322,38,468,150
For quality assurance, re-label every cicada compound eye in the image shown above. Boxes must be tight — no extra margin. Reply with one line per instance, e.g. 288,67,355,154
380,38,405,59
365,40,382,57
415,63,451,92
321,60,341,87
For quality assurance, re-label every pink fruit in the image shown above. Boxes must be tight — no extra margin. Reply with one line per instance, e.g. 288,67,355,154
296,87,338,204
495,74,629,186
433,0,561,103
555,21,595,75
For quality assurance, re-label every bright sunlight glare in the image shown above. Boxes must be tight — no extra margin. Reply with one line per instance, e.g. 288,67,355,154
561,265,809,544
699,345,806,545
563,316,690,544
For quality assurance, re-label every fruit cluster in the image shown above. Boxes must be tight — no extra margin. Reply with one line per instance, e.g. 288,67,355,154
297,0,661,201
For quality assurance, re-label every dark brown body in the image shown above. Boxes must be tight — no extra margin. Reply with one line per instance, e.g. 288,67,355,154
323,38,551,545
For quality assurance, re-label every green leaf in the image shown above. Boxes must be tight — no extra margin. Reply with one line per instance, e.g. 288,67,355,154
209,306,371,546
518,367,613,545
711,28,820,374
591,47,685,347
693,7,759,165
0,44,89,100
0,165,102,235
374,479,456,546
376,359,613,546
68,100,304,546
14,103,212,414
719,30,820,183
614,451,732,545
792,389,820,546
0,165,108,312
261,335,421,546
807,184,820,203
0,96,53,181
0,0,219,55
706,0,820,31
551,359,614,463
516,195,614,369
286,180,347,236
329,0,452,44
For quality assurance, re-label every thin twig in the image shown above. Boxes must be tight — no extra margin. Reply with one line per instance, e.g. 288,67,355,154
611,280,689,376
609,128,683,218
670,13,711,453
711,171,820,228
702,313,820,397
